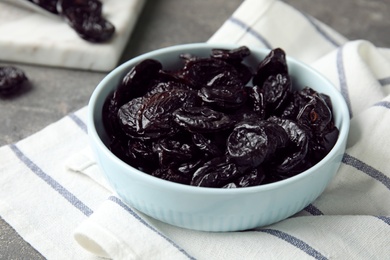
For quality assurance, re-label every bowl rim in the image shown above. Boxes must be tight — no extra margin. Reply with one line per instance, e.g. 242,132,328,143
88,42,350,195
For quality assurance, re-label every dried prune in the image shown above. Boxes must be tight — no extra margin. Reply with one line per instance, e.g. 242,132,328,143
252,48,288,87
0,66,28,95
153,136,196,167
173,106,235,133
262,73,292,114
102,46,339,188
199,81,247,110
191,157,242,187
267,116,309,173
179,58,240,88
211,46,251,62
191,133,223,157
57,0,115,42
227,120,288,168
234,167,266,188
103,59,162,137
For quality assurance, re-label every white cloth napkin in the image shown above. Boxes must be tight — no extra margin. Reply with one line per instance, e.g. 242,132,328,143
1,0,389,259
0,0,145,71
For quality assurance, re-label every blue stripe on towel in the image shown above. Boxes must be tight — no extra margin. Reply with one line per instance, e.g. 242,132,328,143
258,229,328,260
304,204,324,216
336,46,353,118
280,0,340,47
299,13,340,47
9,144,93,216
108,196,196,260
68,113,88,133
342,154,390,190
228,16,273,49
378,76,390,86
373,101,390,109
376,216,390,226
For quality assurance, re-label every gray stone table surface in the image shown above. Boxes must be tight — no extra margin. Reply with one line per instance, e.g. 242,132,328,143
0,0,389,258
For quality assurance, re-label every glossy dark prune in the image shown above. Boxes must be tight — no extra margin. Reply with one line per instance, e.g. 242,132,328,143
235,167,266,187
191,133,223,158
153,136,196,167
296,88,332,133
247,85,266,119
120,59,163,100
103,59,163,137
252,48,288,87
0,66,28,95
179,58,241,88
211,46,251,62
262,73,292,114
198,80,247,110
227,120,288,168
119,90,197,139
191,157,242,187
267,116,309,173
116,96,144,138
57,0,115,42
173,106,235,133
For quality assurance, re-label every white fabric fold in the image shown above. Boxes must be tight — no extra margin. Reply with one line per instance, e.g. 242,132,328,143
1,0,389,259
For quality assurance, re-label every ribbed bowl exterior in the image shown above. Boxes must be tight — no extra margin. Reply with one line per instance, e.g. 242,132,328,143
88,43,350,232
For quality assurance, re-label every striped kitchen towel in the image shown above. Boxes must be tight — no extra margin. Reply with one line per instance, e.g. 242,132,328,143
0,0,389,259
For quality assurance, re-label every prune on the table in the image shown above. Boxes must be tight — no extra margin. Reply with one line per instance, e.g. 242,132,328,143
173,106,235,133
102,46,340,188
0,66,28,95
57,0,115,42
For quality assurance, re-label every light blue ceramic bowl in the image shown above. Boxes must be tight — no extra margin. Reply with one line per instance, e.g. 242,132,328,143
88,43,350,232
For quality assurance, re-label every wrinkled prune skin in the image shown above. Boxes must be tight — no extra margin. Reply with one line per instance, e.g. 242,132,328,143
191,157,243,187
173,106,235,133
199,79,247,110
153,136,196,167
192,133,223,158
102,46,339,188
267,116,309,173
211,46,251,62
0,66,28,95
57,0,115,42
119,89,198,139
225,167,266,188
103,59,162,137
252,48,288,87
179,58,247,89
227,120,288,168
